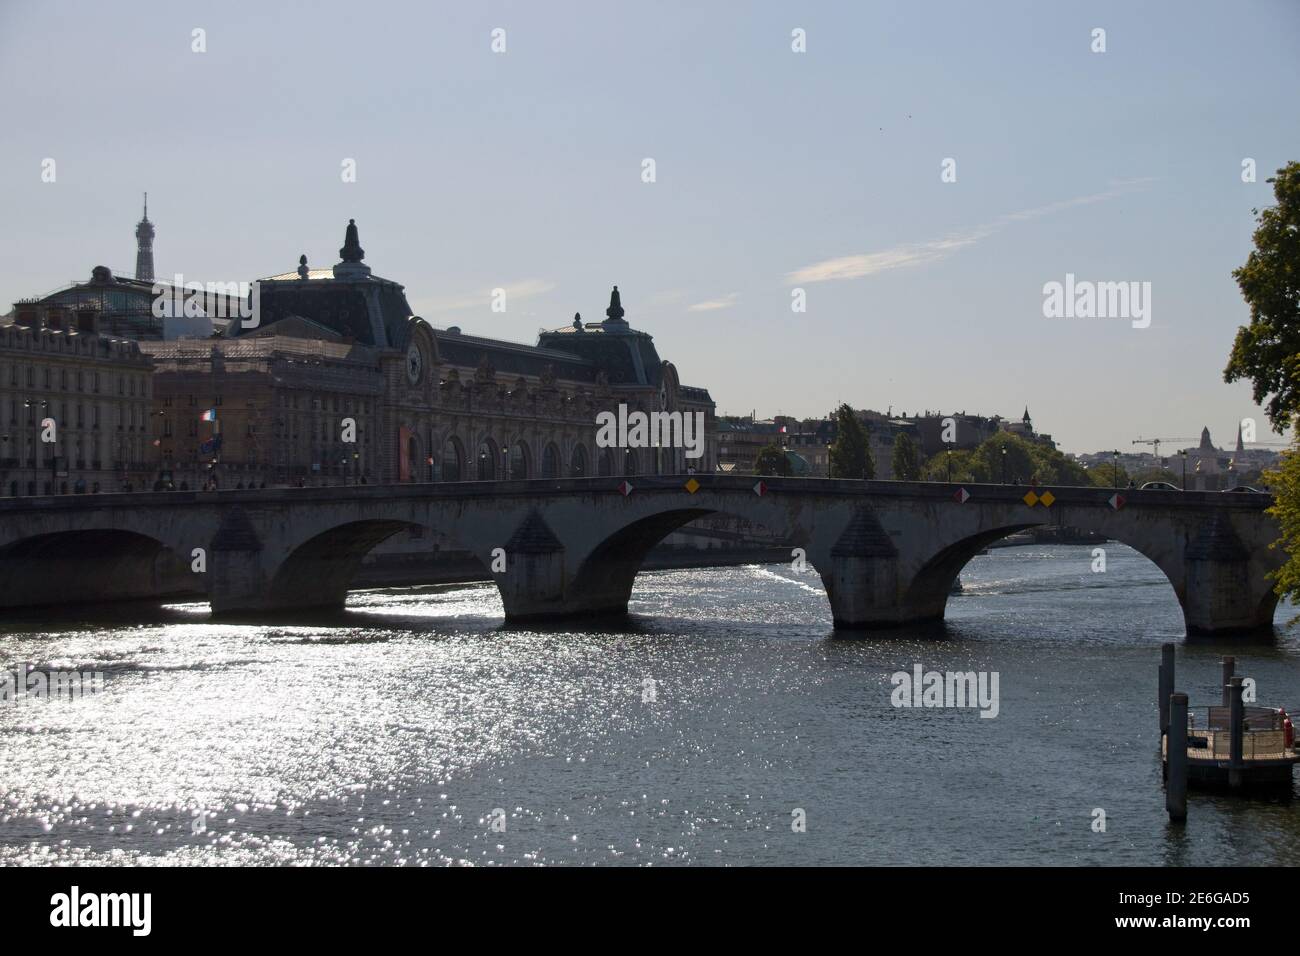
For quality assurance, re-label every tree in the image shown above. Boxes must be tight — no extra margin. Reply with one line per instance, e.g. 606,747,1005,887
828,404,874,479
921,447,982,483
1088,463,1129,488
917,432,1095,485
1265,450,1300,618
891,432,920,481
1027,445,1090,486
754,442,791,477
1223,161,1300,623
972,433,1036,484
1224,162,1300,433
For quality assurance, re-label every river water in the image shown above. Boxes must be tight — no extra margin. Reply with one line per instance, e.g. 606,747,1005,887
1,543,1297,866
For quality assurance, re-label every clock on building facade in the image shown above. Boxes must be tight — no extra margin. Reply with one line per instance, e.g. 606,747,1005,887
405,342,423,385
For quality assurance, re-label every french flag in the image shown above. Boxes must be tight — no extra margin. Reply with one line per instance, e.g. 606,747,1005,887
199,408,218,422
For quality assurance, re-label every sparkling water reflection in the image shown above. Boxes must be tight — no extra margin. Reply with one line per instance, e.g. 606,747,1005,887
1,544,1296,866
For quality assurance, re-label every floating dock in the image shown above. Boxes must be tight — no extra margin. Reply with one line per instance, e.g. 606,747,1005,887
1157,645,1297,820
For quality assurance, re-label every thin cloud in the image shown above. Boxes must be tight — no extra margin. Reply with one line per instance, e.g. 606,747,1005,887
786,179,1155,285
418,279,556,314
688,292,740,312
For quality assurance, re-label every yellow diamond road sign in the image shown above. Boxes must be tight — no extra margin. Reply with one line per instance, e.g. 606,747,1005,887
1022,491,1039,507
684,478,700,494
1039,490,1055,507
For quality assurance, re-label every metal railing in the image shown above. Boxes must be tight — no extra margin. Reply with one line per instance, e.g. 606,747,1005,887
1186,706,1293,760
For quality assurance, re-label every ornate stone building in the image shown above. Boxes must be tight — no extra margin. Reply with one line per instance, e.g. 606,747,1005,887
222,220,718,485
0,322,155,495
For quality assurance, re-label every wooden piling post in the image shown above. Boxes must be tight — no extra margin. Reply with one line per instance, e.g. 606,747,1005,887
1221,657,1235,707
1228,675,1245,789
1167,692,1189,822
1159,643,1175,738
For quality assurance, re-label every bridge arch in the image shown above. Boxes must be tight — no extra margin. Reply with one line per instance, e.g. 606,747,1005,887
264,517,484,613
900,516,1195,633
555,501,812,622
0,528,198,609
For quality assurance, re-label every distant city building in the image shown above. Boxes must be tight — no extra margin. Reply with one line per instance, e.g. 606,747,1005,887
903,411,1000,457
1075,424,1280,490
716,417,785,474
737,411,919,479
0,323,156,494
999,407,1056,449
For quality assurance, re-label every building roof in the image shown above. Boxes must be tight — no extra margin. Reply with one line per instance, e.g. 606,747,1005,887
432,327,597,383
678,384,714,405
535,287,664,387
240,221,415,349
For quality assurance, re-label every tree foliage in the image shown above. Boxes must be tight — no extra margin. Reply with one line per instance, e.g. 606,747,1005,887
1088,463,1129,488
919,432,1087,485
754,442,791,477
921,447,976,483
1265,449,1300,615
829,404,874,479
1220,161,1300,622
1224,162,1300,433
891,432,921,481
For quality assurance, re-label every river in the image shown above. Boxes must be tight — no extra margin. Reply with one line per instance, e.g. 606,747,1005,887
1,543,1296,866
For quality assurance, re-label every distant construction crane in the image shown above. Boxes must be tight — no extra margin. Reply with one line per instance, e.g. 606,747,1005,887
1132,437,1196,462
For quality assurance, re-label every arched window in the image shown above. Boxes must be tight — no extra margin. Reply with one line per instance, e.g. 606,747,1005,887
408,435,420,481
477,438,497,481
509,441,530,480
569,444,588,478
598,448,614,477
441,436,463,482
623,448,638,476
541,443,559,479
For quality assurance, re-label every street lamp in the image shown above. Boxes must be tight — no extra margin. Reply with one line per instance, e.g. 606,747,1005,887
946,445,952,483
1180,449,1187,491
1000,446,1007,484
1112,450,1119,490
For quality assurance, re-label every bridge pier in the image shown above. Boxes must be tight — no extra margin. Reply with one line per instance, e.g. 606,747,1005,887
1181,511,1275,635
495,511,575,621
207,508,271,615
822,507,924,629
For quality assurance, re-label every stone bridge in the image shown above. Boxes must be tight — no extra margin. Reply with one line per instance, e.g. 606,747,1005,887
0,476,1283,635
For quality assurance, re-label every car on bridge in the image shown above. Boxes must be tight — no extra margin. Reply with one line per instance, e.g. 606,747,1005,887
1222,485,1266,494
1140,481,1181,491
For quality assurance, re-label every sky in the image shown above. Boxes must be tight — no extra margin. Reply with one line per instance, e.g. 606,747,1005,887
1,0,1298,454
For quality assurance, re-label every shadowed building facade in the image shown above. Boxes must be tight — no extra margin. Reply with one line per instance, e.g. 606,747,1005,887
214,220,717,486
0,323,156,495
